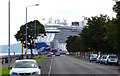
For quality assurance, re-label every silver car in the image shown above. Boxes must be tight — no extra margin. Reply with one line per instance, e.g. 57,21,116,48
96,55,102,63
100,55,107,64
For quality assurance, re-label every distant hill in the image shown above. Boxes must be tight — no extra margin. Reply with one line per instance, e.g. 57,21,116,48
0,43,25,53
0,43,36,53
0,43,22,53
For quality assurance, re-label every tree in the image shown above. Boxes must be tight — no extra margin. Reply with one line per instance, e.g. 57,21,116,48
113,1,120,18
81,26,91,52
104,18,118,53
66,36,74,53
103,1,120,54
66,36,78,53
81,15,110,53
14,20,46,58
113,1,120,52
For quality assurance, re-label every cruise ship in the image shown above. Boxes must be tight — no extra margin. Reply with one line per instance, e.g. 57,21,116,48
37,18,86,52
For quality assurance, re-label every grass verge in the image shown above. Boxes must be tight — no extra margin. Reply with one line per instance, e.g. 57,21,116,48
35,55,47,63
0,55,47,76
0,65,10,76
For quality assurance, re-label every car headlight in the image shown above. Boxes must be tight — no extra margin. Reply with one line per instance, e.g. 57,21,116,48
11,72,18,75
31,71,40,75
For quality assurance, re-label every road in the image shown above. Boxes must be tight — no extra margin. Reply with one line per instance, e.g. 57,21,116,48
38,55,119,76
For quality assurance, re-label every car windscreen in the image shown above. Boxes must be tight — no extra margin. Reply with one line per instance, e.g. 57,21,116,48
14,61,38,68
109,56,117,58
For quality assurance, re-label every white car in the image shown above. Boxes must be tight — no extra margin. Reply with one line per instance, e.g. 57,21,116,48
105,54,118,65
96,55,102,63
10,59,41,76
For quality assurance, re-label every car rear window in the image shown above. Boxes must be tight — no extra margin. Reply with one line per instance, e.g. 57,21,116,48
90,54,97,57
102,55,107,59
109,56,117,58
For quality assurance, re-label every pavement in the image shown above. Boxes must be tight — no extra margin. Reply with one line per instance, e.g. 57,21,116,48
38,55,120,76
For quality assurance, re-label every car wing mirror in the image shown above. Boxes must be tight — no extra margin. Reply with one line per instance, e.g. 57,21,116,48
10,66,12,69
39,66,41,69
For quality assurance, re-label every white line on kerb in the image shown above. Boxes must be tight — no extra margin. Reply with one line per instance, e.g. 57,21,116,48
48,58,52,76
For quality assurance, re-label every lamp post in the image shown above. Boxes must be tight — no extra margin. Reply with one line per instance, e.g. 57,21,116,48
26,4,39,58
8,0,10,70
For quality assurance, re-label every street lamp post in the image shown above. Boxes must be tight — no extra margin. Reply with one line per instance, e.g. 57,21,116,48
26,7,27,58
8,0,10,70
26,4,39,58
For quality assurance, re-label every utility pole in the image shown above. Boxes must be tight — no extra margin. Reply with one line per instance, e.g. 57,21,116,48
8,0,10,70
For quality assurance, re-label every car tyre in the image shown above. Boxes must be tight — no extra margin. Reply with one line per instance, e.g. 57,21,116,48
100,61,102,64
109,63,112,65
96,61,99,63
105,61,108,65
116,62,119,66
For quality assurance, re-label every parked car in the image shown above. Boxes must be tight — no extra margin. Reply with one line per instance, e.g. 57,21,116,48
100,55,107,64
47,52,52,57
90,54,98,62
96,55,102,63
55,52,60,56
10,59,41,76
66,52,70,55
105,54,118,65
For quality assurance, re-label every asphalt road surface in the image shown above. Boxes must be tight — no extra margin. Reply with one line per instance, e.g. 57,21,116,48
38,55,120,76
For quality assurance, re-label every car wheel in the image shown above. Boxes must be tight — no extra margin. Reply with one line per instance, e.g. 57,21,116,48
96,60,99,63
105,61,108,65
109,63,112,65
116,62,119,66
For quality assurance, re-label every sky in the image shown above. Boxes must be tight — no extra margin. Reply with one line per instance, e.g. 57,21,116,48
0,0,117,45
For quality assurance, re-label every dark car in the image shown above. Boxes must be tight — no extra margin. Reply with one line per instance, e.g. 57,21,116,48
55,53,60,56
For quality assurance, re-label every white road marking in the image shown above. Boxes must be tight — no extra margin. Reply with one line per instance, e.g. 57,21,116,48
48,57,52,76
